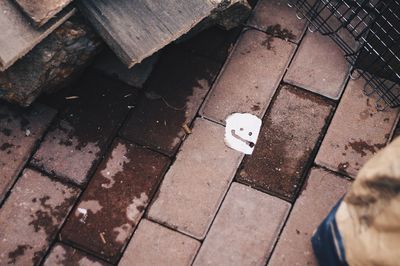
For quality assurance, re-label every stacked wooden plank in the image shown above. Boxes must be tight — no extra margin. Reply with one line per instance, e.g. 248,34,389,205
78,0,250,68
0,0,75,71
0,0,250,106
14,0,73,27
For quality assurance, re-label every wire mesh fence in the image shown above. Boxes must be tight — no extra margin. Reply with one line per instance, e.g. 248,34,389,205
288,0,400,109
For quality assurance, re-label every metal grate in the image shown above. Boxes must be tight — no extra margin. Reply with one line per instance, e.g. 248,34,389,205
288,0,400,110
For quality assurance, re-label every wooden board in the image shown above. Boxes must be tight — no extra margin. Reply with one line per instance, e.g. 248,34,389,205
14,0,73,27
0,0,75,71
0,16,103,106
78,0,219,68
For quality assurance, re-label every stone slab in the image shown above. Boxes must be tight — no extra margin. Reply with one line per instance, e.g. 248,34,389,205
147,118,243,239
315,78,399,177
61,138,170,263
193,182,290,266
201,29,296,124
236,85,333,201
0,169,80,265
119,219,200,266
284,32,350,100
0,102,56,203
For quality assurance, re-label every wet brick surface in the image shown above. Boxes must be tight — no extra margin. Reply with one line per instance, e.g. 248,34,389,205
0,102,56,203
43,243,110,266
315,78,399,178
119,219,200,266
0,169,80,265
248,0,307,43
236,85,333,201
32,71,138,185
284,32,349,99
194,182,290,266
175,26,241,64
61,138,170,263
201,30,296,124
147,118,243,239
120,47,220,156
269,167,350,266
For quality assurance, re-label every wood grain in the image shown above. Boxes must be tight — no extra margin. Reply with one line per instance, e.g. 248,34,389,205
78,0,219,68
0,0,75,71
14,0,73,27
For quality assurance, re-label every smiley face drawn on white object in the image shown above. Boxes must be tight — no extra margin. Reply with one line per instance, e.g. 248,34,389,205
225,113,262,155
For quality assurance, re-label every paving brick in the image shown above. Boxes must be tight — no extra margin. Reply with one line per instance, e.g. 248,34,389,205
44,243,110,266
248,0,307,43
119,219,200,266
284,32,349,99
194,182,290,266
93,48,159,89
32,71,138,185
201,30,296,124
147,118,243,239
176,26,241,64
61,138,170,263
0,169,80,265
315,78,399,178
236,85,333,201
0,102,56,203
268,167,350,266
120,47,221,156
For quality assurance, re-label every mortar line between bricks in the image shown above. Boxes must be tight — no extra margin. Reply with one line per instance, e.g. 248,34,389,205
312,164,353,181
0,108,60,209
243,24,300,45
314,162,355,180
111,156,174,265
28,164,82,190
40,215,120,265
116,133,178,158
56,240,114,265
57,239,118,266
189,173,243,265
281,81,339,105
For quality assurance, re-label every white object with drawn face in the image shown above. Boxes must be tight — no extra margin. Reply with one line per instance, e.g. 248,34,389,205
225,113,262,155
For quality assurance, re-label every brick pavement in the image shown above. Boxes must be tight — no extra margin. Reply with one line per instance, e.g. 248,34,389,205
0,1,398,265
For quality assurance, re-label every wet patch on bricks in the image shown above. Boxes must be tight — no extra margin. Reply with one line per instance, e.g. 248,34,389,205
236,85,334,201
